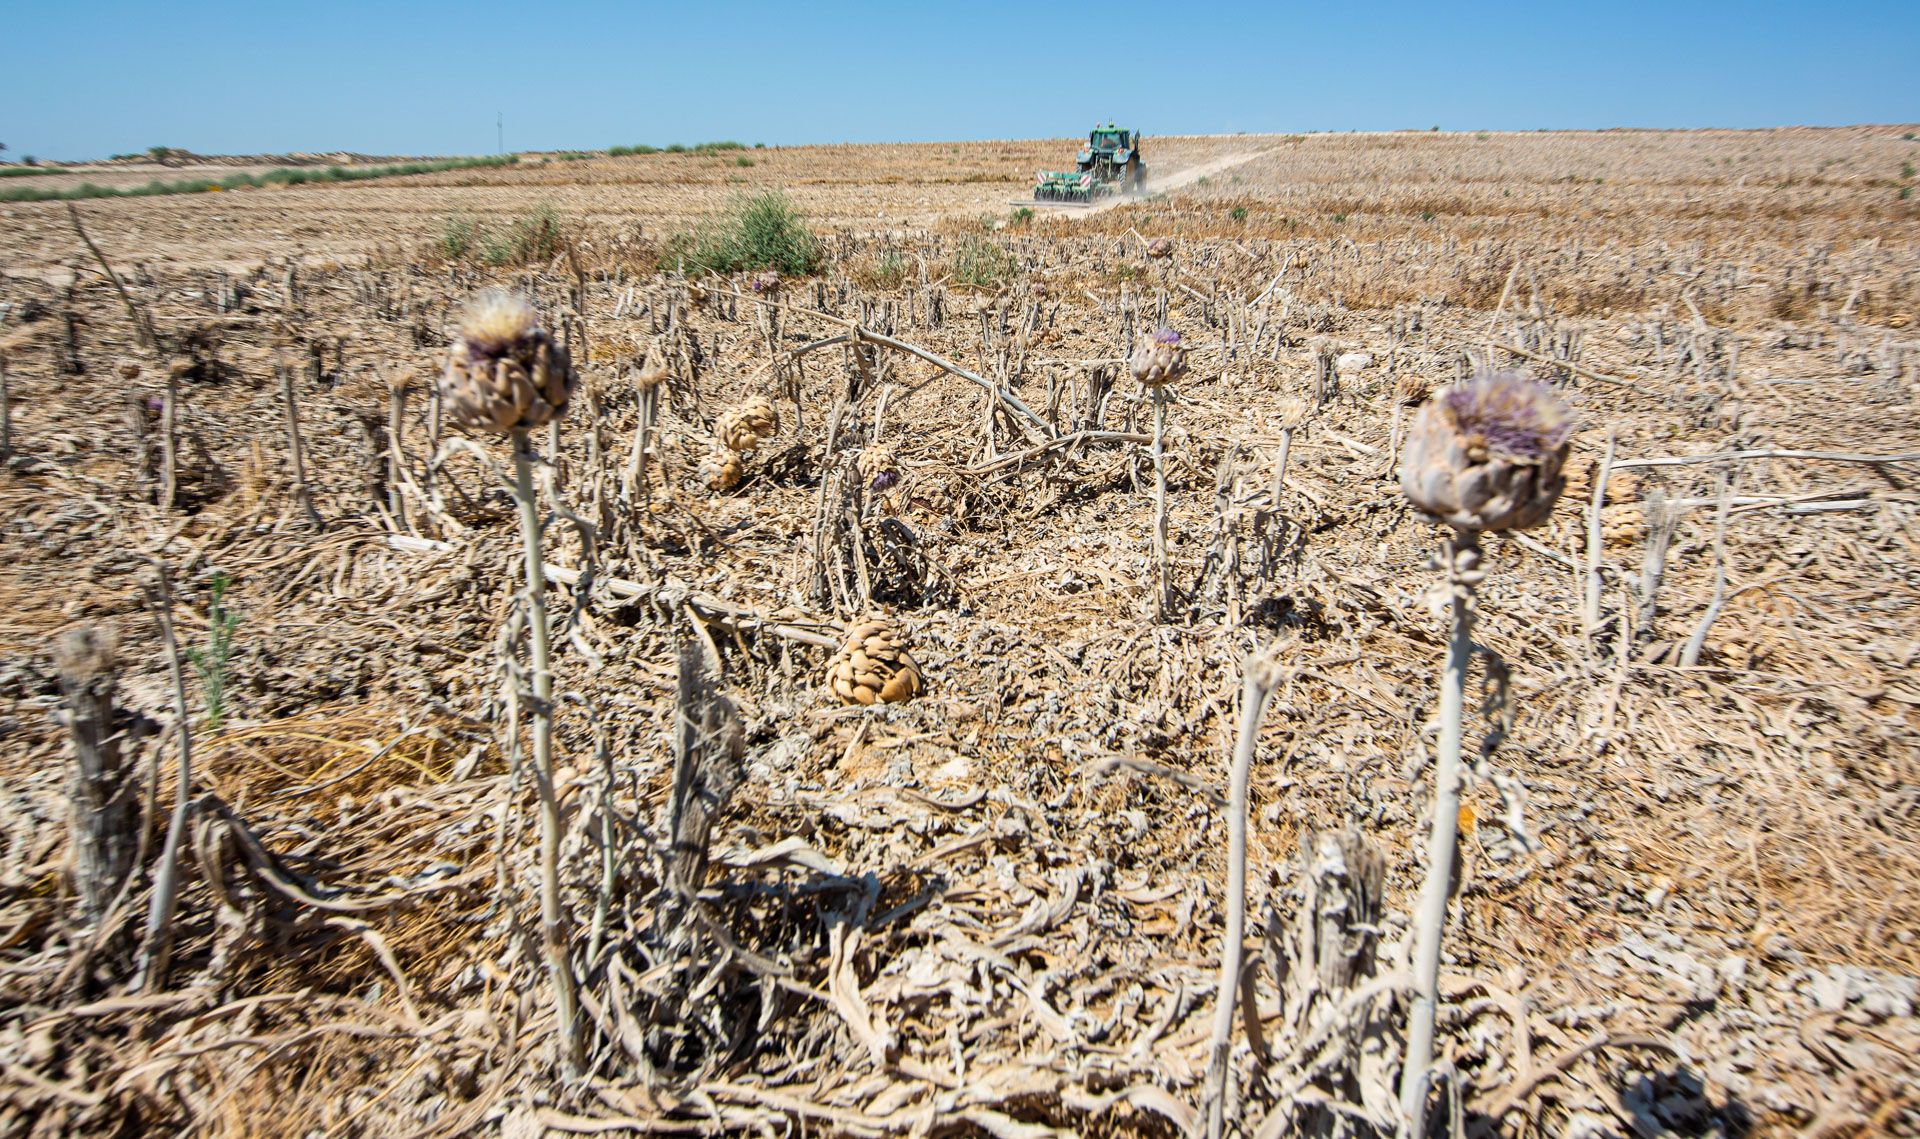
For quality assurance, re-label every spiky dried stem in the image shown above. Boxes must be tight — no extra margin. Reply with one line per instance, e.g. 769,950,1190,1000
1204,647,1284,1139
1151,390,1170,621
1400,528,1481,1129
510,429,582,1075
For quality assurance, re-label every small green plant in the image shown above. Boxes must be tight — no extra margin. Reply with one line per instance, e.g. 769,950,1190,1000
862,250,909,289
950,234,1018,289
1332,212,1347,224
438,215,480,260
1229,206,1248,221
1902,186,1913,200
1009,206,1035,227
1906,132,1916,141
609,144,662,156
666,190,820,275
1197,175,1209,186
735,155,754,167
185,572,240,730
1420,210,1435,222
1475,131,1490,141
483,206,565,267
1902,161,1915,179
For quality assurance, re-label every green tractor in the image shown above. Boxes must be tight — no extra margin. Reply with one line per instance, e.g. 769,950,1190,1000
1034,124,1148,204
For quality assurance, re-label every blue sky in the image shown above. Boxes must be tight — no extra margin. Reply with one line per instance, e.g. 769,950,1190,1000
3,0,1915,160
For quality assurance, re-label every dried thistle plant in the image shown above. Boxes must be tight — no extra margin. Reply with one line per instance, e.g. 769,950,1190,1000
441,290,583,1073
716,394,779,454
825,619,921,705
1131,328,1187,619
1397,368,1569,1128
440,291,575,435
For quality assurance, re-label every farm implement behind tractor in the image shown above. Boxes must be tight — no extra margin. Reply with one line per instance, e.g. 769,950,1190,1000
1033,123,1147,205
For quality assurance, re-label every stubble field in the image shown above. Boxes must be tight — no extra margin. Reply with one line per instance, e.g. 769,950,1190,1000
1,127,1917,1138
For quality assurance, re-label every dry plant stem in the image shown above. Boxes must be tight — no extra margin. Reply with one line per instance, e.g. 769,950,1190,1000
67,203,157,350
278,363,323,530
136,569,195,993
160,372,179,511
1151,391,1170,620
1269,427,1294,510
55,629,134,924
1609,447,1920,470
0,354,12,466
1583,432,1616,654
510,429,583,1076
1400,527,1480,1129
1680,471,1733,668
1205,651,1282,1139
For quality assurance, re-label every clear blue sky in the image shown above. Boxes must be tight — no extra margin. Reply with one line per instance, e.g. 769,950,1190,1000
4,0,1915,160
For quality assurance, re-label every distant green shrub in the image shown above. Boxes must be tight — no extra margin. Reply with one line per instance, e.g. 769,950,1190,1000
665,190,820,276
735,155,755,167
610,144,662,156
1229,206,1248,221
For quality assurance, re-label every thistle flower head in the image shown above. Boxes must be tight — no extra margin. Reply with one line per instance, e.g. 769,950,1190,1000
441,291,575,434
455,291,539,360
1441,371,1572,463
1131,329,1188,388
1400,369,1571,533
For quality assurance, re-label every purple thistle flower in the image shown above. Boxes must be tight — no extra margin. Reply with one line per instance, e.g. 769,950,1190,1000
1153,328,1181,346
871,470,900,493
1442,371,1572,461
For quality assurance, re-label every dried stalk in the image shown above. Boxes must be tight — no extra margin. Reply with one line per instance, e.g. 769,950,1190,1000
1679,470,1733,667
135,567,195,992
67,203,158,350
1204,647,1285,1139
1400,529,1481,1129
1151,390,1171,621
509,429,583,1074
160,366,180,511
278,360,323,530
1582,432,1616,654
54,628,137,924
0,352,11,467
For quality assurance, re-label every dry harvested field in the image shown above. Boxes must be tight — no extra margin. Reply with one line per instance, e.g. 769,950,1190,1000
1,128,1918,1138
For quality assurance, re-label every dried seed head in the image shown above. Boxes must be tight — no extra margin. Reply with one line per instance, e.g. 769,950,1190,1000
716,395,779,453
825,619,921,706
1145,237,1174,260
634,341,670,391
700,448,744,493
1394,372,1431,406
1130,329,1188,388
855,444,898,491
750,270,780,294
1400,369,1571,532
440,291,575,434
1276,393,1312,430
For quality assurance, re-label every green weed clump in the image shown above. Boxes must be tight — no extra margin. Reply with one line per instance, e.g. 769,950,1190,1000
950,234,1018,289
435,207,567,267
666,191,821,276
0,166,54,179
